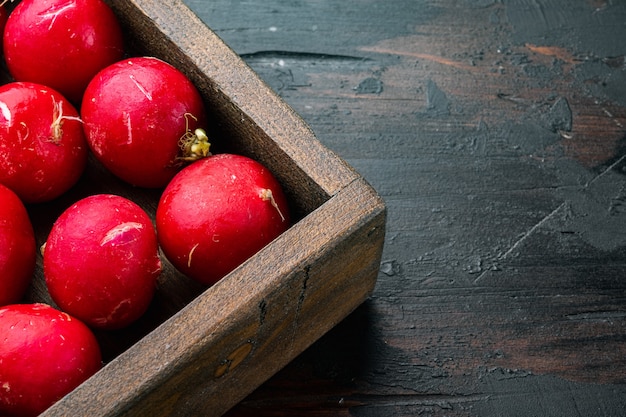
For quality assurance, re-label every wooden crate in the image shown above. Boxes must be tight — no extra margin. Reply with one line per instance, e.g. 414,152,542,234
21,0,386,416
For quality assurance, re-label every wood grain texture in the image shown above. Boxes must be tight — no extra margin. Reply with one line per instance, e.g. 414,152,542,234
179,0,626,415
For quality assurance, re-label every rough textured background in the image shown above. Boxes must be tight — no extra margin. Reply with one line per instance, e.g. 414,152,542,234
183,1,626,415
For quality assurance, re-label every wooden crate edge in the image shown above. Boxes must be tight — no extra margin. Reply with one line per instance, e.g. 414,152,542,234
41,178,386,417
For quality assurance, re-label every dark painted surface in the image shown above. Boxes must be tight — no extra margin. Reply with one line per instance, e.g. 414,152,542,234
183,0,626,415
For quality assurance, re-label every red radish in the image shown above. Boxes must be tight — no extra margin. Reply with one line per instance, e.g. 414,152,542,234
3,0,124,104
0,82,87,203
156,154,290,286
0,184,36,306
81,56,209,188
0,303,102,417
43,194,162,330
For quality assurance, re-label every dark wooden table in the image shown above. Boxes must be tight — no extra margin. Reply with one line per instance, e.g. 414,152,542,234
182,1,626,415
